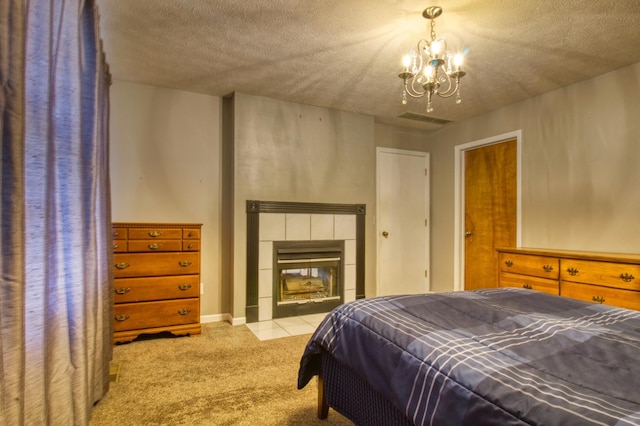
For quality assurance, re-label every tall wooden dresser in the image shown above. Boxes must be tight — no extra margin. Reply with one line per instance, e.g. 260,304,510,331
497,247,640,311
112,222,202,344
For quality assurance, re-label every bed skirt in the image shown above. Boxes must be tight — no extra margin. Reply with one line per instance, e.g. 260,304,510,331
321,350,413,425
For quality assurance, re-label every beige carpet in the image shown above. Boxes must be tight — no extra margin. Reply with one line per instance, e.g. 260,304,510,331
90,322,352,425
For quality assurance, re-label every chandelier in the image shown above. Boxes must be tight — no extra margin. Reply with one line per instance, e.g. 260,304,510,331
399,6,466,113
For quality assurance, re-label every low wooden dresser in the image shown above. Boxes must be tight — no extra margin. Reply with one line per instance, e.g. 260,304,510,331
112,222,202,344
497,248,640,310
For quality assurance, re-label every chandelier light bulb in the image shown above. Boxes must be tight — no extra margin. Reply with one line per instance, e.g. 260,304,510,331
424,65,435,79
431,40,444,57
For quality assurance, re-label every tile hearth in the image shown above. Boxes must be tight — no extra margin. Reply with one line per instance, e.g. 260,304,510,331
246,313,327,341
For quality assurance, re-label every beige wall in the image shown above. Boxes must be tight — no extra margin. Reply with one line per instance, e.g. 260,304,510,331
374,123,430,151
109,81,223,318
229,93,377,320
109,61,640,317
110,85,379,320
425,62,640,292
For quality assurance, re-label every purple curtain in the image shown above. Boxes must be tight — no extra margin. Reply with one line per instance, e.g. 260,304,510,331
1,0,112,424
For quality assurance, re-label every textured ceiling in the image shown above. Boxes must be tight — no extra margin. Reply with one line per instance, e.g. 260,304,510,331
96,0,640,131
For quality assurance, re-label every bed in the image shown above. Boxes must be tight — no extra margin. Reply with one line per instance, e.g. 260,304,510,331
297,288,640,425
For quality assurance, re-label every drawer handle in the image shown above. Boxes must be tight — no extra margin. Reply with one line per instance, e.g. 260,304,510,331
148,231,162,237
179,261,192,267
115,262,130,269
148,243,162,250
178,309,191,316
592,295,605,304
505,260,514,267
115,315,130,322
188,231,194,237
112,231,119,237
178,284,192,291
187,243,193,249
523,283,532,290
542,265,554,272
566,267,579,276
112,244,119,250
620,273,635,283
115,287,131,295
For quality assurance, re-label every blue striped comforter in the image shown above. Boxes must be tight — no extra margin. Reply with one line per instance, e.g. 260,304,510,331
298,288,640,425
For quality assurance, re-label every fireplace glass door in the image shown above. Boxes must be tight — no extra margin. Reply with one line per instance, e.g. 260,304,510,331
278,258,340,304
273,240,344,318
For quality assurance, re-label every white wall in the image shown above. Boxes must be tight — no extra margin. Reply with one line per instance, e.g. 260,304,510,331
426,62,640,292
109,80,223,317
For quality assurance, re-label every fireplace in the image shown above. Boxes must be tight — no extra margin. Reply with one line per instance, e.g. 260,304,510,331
273,240,344,318
245,200,366,323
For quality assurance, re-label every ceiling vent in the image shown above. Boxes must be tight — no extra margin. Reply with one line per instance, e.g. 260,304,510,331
398,112,452,126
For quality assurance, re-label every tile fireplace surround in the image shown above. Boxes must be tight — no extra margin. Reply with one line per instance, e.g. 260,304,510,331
246,200,366,323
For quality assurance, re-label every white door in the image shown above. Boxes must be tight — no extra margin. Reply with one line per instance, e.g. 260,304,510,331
377,148,430,296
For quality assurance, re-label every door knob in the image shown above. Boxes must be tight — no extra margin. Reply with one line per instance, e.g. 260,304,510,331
382,231,389,238
465,231,472,238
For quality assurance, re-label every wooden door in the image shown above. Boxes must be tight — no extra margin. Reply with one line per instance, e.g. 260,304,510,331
377,148,429,296
464,140,517,290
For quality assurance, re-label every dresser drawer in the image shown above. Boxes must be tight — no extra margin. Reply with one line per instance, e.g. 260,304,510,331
112,227,127,252
560,281,640,311
113,252,200,278
112,228,126,240
183,240,200,251
561,259,640,291
114,298,200,332
127,240,183,252
114,275,200,303
183,228,200,239
499,253,559,279
128,227,182,240
112,240,127,253
499,272,559,295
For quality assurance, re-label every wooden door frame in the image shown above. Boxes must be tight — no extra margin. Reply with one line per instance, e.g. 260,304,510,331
376,147,430,295
453,130,522,291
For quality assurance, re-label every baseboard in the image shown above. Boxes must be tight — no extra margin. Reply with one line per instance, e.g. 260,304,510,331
200,314,226,323
230,316,246,326
200,313,246,326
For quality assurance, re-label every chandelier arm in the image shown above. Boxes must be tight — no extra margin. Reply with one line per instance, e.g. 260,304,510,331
404,86,428,99
434,77,461,98
434,72,454,96
411,73,428,96
402,39,431,98
416,39,429,56
414,39,428,72
403,78,425,98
